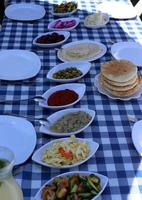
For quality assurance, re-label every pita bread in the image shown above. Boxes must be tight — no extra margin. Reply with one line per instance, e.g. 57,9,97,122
101,60,137,82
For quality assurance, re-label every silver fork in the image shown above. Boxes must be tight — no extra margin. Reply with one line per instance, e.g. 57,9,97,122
0,95,45,104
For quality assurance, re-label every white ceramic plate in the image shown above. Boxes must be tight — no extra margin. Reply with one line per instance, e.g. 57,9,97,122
48,17,80,31
94,73,142,101
0,50,41,81
32,137,99,168
132,120,142,156
34,171,108,200
97,2,136,19
33,31,70,48
38,83,86,109
57,40,107,62
111,42,142,67
0,115,36,165
51,7,77,17
47,61,91,83
84,13,109,29
40,108,95,136
5,3,46,21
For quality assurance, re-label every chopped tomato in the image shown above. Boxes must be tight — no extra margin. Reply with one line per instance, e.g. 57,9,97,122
58,147,73,159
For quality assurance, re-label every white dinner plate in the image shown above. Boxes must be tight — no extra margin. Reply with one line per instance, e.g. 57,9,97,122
84,13,109,29
47,61,91,83
111,42,142,67
0,50,41,81
0,115,36,165
34,171,108,200
48,17,80,31
97,2,136,19
38,83,86,109
33,31,70,48
51,7,77,17
32,137,99,168
57,40,107,62
94,74,142,101
5,3,46,21
40,108,95,137
132,120,142,156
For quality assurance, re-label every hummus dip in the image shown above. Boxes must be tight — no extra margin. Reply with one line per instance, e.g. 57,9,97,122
58,43,102,61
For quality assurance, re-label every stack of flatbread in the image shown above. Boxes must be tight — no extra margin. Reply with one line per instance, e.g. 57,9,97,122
99,60,141,97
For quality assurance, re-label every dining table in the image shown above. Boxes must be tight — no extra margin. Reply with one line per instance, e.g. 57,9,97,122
0,0,142,199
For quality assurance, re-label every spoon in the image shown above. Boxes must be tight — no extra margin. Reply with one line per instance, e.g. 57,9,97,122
127,114,142,123
0,95,45,104
3,112,50,126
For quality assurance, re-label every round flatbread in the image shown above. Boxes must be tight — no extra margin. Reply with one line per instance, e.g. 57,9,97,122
101,60,137,82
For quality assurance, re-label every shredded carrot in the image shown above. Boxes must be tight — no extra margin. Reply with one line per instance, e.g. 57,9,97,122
58,147,73,159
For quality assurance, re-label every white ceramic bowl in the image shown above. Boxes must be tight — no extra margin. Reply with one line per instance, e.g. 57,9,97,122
33,31,70,48
48,17,80,31
32,137,99,168
38,83,86,109
57,40,107,62
51,7,77,17
39,108,95,137
47,61,91,83
34,171,108,200
84,13,109,29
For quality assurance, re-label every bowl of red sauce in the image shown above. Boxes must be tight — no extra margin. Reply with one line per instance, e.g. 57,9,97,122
38,83,86,109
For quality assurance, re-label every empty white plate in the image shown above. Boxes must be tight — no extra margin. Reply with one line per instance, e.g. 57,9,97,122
111,42,142,67
47,61,91,83
32,137,99,168
39,108,95,136
0,50,41,81
38,83,86,109
34,171,108,200
0,115,36,165
94,73,142,101
5,3,46,21
33,31,70,48
97,2,136,19
48,17,80,31
132,120,142,156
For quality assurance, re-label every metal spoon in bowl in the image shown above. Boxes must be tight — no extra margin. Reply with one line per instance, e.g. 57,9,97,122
0,95,45,104
3,112,50,127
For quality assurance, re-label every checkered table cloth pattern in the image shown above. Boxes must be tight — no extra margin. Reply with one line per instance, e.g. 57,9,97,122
0,0,142,199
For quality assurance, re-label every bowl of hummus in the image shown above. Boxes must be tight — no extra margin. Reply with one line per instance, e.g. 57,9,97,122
57,40,107,62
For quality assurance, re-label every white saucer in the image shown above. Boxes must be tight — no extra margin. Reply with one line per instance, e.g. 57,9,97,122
111,42,142,67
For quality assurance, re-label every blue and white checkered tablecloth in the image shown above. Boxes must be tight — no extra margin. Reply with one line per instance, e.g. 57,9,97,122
0,0,142,199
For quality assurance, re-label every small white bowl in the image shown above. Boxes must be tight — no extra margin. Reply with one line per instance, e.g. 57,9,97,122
39,108,95,137
84,13,109,29
33,31,70,48
48,17,80,31
34,171,108,200
51,7,77,17
38,83,86,109
47,61,91,83
32,137,99,168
